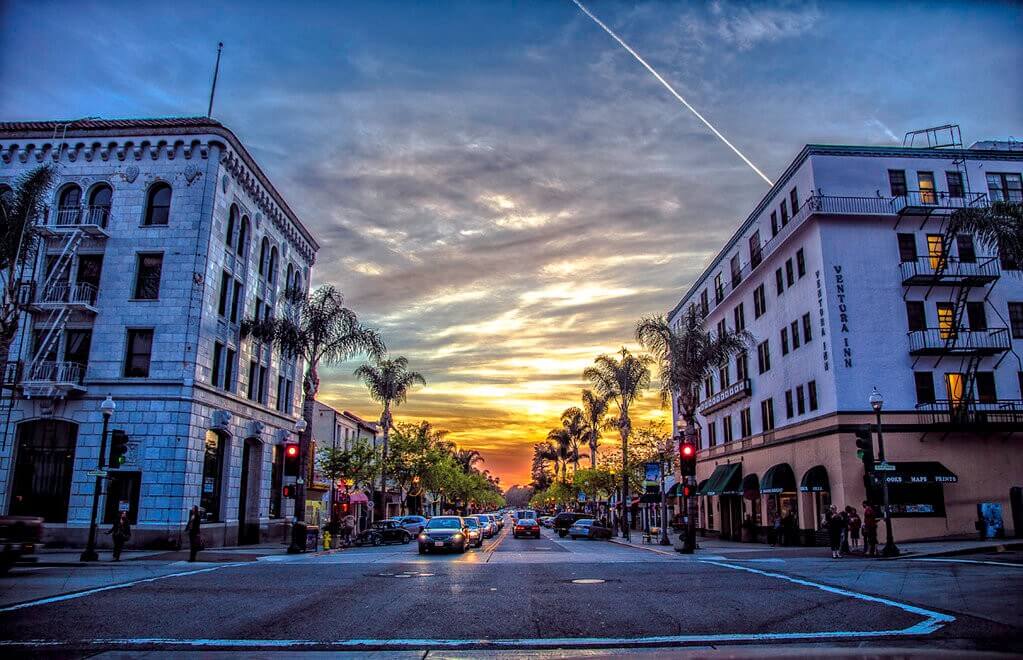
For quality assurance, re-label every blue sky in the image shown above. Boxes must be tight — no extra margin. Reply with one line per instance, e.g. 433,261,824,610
2,0,1020,485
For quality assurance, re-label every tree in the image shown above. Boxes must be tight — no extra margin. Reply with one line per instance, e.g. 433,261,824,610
580,389,610,468
946,201,1023,268
454,448,484,472
387,420,446,514
1,166,55,360
560,406,590,472
583,347,652,540
243,284,383,551
354,355,425,519
530,442,556,491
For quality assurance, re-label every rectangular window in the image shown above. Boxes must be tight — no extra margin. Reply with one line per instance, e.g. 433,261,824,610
700,289,709,316
736,352,748,381
77,254,103,290
790,320,801,349
897,234,918,263
211,342,223,387
199,430,224,522
65,329,92,375
276,376,286,412
796,385,806,415
754,284,766,318
946,171,964,198
785,390,794,418
956,234,976,264
247,361,258,400
889,169,907,196
937,302,957,340
927,234,944,270
946,372,965,404
722,415,733,443
914,372,935,404
133,253,163,300
780,327,789,355
734,302,745,331
740,408,752,438
808,380,818,411
757,340,771,374
975,372,996,404
775,268,784,295
785,258,794,286
1010,303,1023,339
124,329,154,377
717,318,727,338
770,211,778,236
714,273,724,304
749,232,762,269
258,364,268,405
284,379,294,414
802,312,812,343
730,254,742,288
217,270,231,316
987,172,1023,202
705,376,714,399
760,398,775,431
224,348,235,392
906,301,927,332
707,420,717,447
966,301,986,330
719,363,730,389
796,248,806,278
789,188,799,215
230,281,242,323
780,199,789,226
918,171,936,205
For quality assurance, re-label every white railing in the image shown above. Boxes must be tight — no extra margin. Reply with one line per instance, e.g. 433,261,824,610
38,282,98,306
24,361,84,386
49,205,109,228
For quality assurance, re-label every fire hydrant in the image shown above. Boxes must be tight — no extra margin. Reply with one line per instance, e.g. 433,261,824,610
322,530,332,550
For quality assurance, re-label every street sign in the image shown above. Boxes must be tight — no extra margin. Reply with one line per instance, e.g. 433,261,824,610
577,492,586,502
367,501,374,510
875,462,896,471
86,469,108,478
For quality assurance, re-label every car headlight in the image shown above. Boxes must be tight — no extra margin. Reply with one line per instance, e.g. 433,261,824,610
418,533,428,540
452,533,463,540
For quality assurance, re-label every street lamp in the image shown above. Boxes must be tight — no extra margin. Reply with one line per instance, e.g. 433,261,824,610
81,395,115,562
870,387,899,557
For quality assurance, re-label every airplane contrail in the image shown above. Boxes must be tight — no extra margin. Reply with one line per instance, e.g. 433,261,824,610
572,0,774,186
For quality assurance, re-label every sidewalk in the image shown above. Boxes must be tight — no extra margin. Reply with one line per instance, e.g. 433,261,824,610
609,530,1021,560
29,542,293,566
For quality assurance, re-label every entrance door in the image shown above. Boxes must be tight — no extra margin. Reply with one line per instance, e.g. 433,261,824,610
720,496,742,540
238,439,261,545
10,420,78,522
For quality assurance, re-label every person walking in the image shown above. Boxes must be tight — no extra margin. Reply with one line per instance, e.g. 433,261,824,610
862,500,878,557
185,505,202,562
825,505,847,558
848,507,862,552
106,511,131,561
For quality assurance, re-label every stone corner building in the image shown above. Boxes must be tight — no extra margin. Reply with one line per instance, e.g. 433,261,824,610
0,117,318,548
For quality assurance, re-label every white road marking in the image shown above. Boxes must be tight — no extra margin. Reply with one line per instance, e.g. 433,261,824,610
907,557,1023,568
0,563,246,613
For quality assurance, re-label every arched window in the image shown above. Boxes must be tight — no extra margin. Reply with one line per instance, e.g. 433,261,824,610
285,264,294,296
143,183,171,226
258,237,269,276
294,272,304,298
237,216,249,258
57,185,82,225
268,246,278,285
87,184,112,227
226,205,239,250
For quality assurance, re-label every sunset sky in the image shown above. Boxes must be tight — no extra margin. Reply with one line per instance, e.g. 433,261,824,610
2,1,1020,488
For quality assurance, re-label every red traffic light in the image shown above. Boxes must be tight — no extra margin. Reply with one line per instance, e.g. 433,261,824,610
682,484,693,498
681,444,695,457
286,444,299,458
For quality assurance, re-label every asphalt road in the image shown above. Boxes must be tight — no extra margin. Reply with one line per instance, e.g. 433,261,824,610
1,521,1020,656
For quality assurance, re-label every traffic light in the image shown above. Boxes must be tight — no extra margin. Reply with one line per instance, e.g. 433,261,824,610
282,484,297,499
679,439,697,477
855,426,875,471
283,442,300,477
681,483,694,498
109,430,129,467
340,502,350,514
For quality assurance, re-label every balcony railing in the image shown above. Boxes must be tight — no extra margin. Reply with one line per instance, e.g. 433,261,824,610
899,256,1001,286
42,205,109,237
907,327,1011,356
698,378,752,415
892,191,988,217
23,361,85,387
35,282,98,308
917,399,1023,426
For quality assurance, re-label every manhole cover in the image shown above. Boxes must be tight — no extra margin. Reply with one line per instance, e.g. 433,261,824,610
571,578,605,584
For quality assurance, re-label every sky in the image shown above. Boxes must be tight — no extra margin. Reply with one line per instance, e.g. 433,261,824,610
2,1,1020,488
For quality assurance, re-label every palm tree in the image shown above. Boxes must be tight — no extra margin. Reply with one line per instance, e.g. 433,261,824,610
946,201,1023,267
243,284,383,550
559,406,589,472
454,448,484,472
354,354,425,519
545,427,572,483
531,442,556,491
1,165,55,360
583,347,652,539
580,389,610,468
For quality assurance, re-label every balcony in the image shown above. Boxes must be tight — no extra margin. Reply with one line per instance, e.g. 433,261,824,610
892,191,987,223
28,282,99,314
907,327,1011,356
698,378,752,415
37,206,110,238
899,256,1001,286
917,399,1023,426
21,360,86,397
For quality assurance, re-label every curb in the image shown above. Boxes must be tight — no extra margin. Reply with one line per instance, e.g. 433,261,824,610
607,538,680,557
890,541,1023,560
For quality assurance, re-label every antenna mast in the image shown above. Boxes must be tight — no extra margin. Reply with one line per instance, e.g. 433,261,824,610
207,42,224,118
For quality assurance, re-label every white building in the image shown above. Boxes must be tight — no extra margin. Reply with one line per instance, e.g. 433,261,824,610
669,129,1023,543
309,401,382,527
0,117,318,548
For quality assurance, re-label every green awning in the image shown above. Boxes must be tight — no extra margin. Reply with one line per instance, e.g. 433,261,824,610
800,465,830,493
761,463,797,494
703,463,742,496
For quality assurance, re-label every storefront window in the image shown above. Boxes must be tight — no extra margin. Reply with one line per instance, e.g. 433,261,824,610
200,430,226,522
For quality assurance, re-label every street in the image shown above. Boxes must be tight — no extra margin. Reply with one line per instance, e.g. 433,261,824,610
2,523,1021,655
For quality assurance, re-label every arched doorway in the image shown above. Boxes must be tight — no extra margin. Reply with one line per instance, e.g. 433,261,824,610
10,420,78,522
237,437,263,545
800,465,831,545
762,463,799,545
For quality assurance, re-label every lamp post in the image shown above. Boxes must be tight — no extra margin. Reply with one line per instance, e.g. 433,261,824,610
287,418,308,554
81,395,115,562
869,387,899,558
658,447,671,546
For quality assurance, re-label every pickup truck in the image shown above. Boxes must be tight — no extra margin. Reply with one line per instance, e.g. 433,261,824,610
0,515,43,574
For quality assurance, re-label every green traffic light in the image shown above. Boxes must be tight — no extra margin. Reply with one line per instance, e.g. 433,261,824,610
856,449,865,460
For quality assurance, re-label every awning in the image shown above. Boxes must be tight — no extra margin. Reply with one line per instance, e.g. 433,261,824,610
742,473,760,501
348,491,369,504
702,463,742,496
761,463,797,494
876,461,958,485
667,482,684,497
800,465,830,493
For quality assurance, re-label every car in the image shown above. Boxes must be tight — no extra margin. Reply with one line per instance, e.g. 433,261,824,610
353,519,413,546
418,516,469,554
475,514,497,538
463,516,485,547
513,509,538,523
538,516,555,528
552,512,591,537
513,518,541,539
395,515,428,535
568,518,613,540
486,513,503,531
0,515,43,575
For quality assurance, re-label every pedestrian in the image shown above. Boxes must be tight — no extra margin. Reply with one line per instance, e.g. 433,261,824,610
185,505,202,562
106,511,131,561
840,506,852,554
862,500,878,557
849,508,862,552
825,505,846,558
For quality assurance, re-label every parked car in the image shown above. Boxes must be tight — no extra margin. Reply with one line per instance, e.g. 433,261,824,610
487,513,504,531
552,512,590,537
538,516,555,528
0,516,43,575
354,519,413,546
418,516,469,554
475,514,497,538
568,518,613,540
464,516,485,547
513,518,541,539
395,515,428,535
